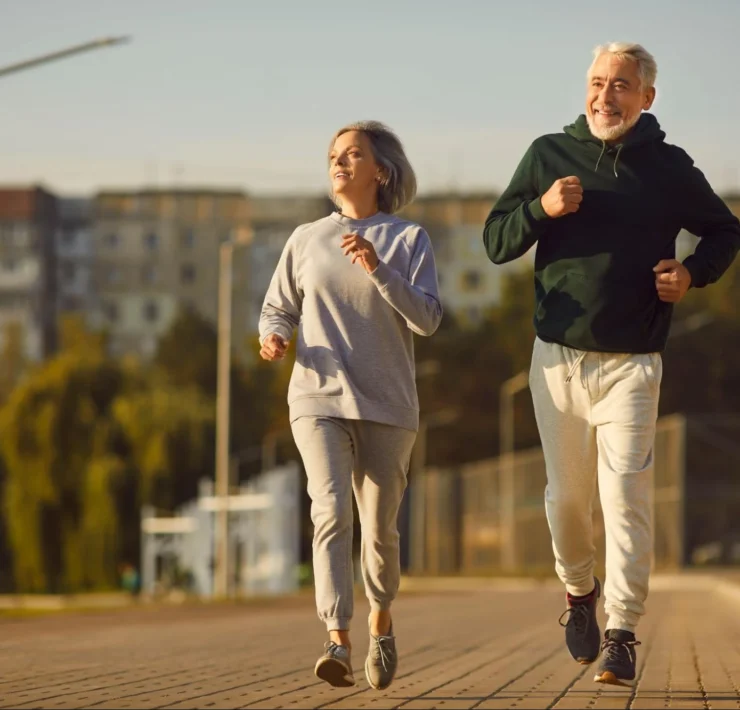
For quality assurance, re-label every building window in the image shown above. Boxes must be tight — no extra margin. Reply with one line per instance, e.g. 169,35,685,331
461,270,482,291
141,265,159,285
144,232,159,250
107,266,121,284
143,301,159,322
180,263,196,284
62,229,77,247
63,262,77,282
103,302,119,322
106,233,119,248
62,296,82,312
181,229,195,248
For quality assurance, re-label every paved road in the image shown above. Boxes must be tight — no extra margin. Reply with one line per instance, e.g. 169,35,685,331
1,576,739,709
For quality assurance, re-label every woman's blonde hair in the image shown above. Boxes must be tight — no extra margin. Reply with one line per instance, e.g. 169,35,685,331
328,121,417,214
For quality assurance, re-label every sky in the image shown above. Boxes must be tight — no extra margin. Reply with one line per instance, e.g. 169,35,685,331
1,0,739,197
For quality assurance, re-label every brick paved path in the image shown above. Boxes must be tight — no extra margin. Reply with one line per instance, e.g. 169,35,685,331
1,576,739,709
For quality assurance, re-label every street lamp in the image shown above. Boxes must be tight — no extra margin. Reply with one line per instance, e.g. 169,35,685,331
213,225,252,599
499,370,529,572
409,407,460,574
0,36,130,79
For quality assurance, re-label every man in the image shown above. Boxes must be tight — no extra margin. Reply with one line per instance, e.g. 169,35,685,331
483,42,740,687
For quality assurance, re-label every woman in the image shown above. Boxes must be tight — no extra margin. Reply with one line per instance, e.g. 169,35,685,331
259,121,442,690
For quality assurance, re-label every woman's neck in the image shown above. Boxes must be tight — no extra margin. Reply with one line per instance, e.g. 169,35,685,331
338,194,379,220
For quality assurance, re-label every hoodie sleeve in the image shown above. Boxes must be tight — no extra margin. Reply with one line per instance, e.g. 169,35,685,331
258,230,303,345
366,226,443,337
676,149,740,288
483,141,551,264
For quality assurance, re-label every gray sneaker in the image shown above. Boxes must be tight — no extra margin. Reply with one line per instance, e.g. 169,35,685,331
314,641,355,687
365,626,398,690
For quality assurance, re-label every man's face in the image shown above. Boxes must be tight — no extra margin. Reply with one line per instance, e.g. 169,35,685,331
586,53,656,142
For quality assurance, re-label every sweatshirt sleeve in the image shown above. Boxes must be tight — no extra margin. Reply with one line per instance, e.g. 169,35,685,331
258,230,303,345
483,141,551,264
366,227,443,337
676,150,740,288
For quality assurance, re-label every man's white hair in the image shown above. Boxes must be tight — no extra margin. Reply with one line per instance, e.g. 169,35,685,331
589,42,658,89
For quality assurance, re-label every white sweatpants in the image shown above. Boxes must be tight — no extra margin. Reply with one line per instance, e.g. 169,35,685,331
529,337,662,633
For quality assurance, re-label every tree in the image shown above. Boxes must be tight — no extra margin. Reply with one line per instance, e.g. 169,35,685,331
0,323,216,593
0,321,27,406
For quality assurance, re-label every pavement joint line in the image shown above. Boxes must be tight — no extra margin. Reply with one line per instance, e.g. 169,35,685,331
467,641,565,710
334,626,549,710
545,664,590,709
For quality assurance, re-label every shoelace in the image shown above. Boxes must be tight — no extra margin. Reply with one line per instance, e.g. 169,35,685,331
601,637,641,663
324,641,347,659
371,636,395,672
558,603,591,635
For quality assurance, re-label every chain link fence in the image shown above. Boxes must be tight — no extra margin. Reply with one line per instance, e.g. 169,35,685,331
408,414,688,575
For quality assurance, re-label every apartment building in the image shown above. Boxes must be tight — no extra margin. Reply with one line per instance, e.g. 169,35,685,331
248,195,334,331
403,193,531,326
0,186,58,360
56,198,94,318
92,189,251,359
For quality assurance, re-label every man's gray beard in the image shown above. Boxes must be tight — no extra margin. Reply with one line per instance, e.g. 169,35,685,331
586,112,641,142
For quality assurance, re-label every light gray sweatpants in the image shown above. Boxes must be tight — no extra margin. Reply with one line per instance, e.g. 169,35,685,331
291,416,416,631
529,337,662,633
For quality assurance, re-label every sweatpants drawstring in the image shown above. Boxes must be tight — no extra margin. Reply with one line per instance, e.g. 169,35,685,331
565,350,587,383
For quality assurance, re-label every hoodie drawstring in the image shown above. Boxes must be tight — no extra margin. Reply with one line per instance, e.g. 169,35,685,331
594,142,624,177
594,141,607,174
613,143,624,177
565,350,587,384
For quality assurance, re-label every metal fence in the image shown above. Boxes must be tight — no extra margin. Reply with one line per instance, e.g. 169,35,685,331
408,414,687,575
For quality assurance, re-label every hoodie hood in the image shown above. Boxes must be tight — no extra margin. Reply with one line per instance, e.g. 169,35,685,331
564,113,666,177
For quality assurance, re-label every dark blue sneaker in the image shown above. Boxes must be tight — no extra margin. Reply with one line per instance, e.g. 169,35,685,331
594,629,641,687
558,577,601,664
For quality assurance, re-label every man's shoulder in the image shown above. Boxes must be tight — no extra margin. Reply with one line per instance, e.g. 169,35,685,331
529,132,573,154
655,140,694,167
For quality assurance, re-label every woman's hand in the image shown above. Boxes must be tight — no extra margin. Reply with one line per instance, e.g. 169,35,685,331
260,333,289,361
341,233,379,274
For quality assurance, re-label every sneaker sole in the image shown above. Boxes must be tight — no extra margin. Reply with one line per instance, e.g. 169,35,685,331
315,657,355,688
594,670,635,687
364,657,395,691
577,648,602,665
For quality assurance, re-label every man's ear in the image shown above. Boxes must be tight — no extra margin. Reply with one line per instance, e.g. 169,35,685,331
643,86,656,111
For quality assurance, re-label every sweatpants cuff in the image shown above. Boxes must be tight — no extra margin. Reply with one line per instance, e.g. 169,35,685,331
606,618,637,634
565,581,596,598
324,616,351,631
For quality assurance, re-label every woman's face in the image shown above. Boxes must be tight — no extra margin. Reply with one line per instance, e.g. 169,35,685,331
329,130,381,204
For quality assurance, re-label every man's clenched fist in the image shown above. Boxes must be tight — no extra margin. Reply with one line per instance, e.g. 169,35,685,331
541,176,583,218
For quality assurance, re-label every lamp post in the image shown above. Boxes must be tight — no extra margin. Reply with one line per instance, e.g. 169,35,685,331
213,226,252,599
0,36,130,79
499,370,529,572
409,407,460,574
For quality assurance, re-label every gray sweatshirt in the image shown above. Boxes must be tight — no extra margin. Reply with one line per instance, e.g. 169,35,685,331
259,211,442,431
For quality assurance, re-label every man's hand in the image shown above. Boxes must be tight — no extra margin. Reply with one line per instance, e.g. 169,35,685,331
260,333,288,361
341,233,379,274
541,176,583,218
653,259,692,303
